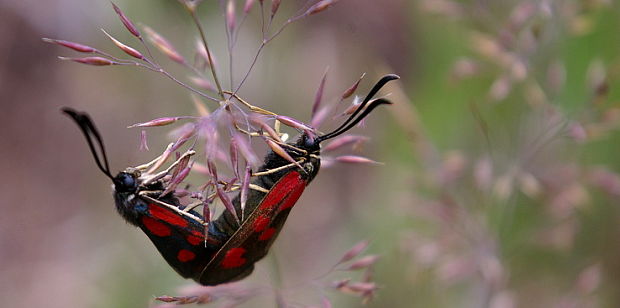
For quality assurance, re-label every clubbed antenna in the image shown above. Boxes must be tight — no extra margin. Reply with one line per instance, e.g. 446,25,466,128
318,74,400,142
62,107,115,181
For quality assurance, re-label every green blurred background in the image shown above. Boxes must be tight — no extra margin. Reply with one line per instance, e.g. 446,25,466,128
2,0,620,307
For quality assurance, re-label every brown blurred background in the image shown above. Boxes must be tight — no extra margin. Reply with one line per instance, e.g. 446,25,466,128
2,0,620,307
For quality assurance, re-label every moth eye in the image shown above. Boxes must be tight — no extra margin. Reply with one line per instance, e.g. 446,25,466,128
114,172,137,193
122,175,135,187
304,135,316,148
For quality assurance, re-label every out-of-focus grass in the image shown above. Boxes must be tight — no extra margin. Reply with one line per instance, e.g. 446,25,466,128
370,1,620,307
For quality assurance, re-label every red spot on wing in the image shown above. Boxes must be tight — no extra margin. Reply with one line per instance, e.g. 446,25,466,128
177,249,196,262
187,234,203,246
253,215,270,233
277,179,306,211
148,204,188,227
141,216,171,237
188,229,221,246
258,228,277,241
221,248,247,269
259,171,306,210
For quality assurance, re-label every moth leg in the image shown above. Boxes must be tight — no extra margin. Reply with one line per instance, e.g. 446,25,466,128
232,124,262,137
223,93,289,142
222,183,269,194
251,159,306,177
222,183,270,194
182,200,205,213
139,193,206,224
138,189,164,196
142,150,196,185
233,122,290,145
272,119,289,142
134,143,174,172
274,119,281,135
273,141,307,155
224,92,291,141
248,184,269,193
223,91,277,116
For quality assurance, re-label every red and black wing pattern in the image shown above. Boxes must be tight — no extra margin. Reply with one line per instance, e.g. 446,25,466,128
137,199,221,281
199,170,307,285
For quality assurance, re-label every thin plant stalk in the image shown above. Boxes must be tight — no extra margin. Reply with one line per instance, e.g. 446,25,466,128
184,4,225,100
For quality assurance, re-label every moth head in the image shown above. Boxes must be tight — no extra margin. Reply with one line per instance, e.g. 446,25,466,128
113,170,140,193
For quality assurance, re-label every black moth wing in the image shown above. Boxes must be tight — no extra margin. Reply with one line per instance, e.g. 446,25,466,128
199,170,308,285
116,188,221,282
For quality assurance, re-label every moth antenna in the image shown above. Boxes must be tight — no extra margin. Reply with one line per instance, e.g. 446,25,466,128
318,74,399,142
320,98,393,142
62,107,115,181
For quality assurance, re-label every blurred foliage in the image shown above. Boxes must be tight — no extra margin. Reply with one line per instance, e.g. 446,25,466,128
372,1,620,308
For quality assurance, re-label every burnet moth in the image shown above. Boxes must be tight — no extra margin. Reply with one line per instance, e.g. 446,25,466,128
63,74,399,285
